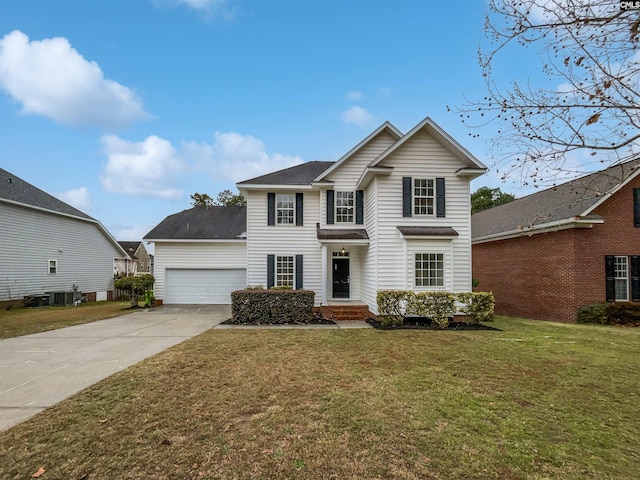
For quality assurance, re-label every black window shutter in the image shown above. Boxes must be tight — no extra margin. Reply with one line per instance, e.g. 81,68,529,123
634,188,640,227
295,254,303,289
631,255,640,302
267,255,275,289
267,193,275,226
605,255,615,302
296,192,303,226
326,190,335,224
436,177,446,218
402,177,412,217
356,190,364,224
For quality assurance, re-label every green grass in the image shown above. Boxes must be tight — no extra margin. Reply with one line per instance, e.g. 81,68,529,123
1,316,639,479
0,301,132,338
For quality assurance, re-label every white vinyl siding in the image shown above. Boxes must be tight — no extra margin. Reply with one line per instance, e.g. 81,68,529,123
373,129,472,302
246,191,322,303
0,202,122,301
614,256,629,301
153,241,247,302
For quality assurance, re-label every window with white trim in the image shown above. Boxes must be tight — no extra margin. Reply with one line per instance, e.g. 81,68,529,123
276,256,294,287
614,256,629,301
336,191,354,223
414,179,434,215
276,194,294,224
48,259,57,274
415,253,443,287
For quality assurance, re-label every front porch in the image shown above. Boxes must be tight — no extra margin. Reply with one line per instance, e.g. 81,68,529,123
318,300,374,321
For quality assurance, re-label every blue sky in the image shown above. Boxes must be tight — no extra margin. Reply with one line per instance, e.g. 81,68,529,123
0,0,538,245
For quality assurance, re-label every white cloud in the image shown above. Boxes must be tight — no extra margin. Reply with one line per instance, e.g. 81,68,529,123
184,132,303,182
342,106,374,126
111,224,156,245
100,135,185,199
152,0,231,16
378,86,392,96
56,187,92,211
345,90,363,101
0,30,150,128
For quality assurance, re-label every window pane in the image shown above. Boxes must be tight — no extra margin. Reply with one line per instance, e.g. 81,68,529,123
276,256,294,287
414,253,443,287
614,256,629,301
413,179,434,215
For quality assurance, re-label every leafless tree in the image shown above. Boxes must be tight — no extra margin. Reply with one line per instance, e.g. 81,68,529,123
453,0,640,186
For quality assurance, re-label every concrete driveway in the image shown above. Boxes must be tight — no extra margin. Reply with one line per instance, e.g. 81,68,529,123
0,305,229,432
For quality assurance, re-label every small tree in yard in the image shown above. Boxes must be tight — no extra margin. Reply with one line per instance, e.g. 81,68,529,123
115,274,155,307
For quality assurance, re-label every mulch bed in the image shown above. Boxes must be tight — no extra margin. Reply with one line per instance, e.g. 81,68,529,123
366,318,502,331
221,315,336,326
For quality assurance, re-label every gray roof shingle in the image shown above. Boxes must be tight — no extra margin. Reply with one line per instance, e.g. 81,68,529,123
0,167,94,220
144,206,247,240
237,161,334,185
397,226,459,237
316,226,369,240
472,159,640,239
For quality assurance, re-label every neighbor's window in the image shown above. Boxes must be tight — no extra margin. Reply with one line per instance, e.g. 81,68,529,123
336,191,354,223
415,253,443,287
614,256,629,301
276,256,294,287
48,259,57,274
414,178,434,215
276,193,295,225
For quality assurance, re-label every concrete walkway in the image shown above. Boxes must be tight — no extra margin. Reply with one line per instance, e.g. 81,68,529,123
0,305,371,432
0,305,227,432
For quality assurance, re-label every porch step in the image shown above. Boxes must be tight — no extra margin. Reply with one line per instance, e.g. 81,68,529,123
320,305,373,321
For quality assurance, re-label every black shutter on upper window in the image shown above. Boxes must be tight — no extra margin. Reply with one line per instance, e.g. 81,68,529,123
296,192,303,226
402,177,412,217
326,190,335,224
267,193,275,226
295,254,303,289
634,188,640,227
631,255,640,302
267,255,275,289
355,190,364,224
605,255,615,302
436,177,446,218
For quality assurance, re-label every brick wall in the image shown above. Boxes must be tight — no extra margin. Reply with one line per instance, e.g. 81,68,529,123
472,176,640,322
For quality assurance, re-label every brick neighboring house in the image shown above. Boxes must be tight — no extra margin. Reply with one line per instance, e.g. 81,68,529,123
472,159,640,322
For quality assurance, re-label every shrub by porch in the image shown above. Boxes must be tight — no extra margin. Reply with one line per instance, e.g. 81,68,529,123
231,288,315,324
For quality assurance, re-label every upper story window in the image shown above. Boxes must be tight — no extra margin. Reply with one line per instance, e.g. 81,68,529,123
276,193,295,225
336,191,354,223
414,179,434,215
276,256,294,287
415,253,443,287
48,259,57,274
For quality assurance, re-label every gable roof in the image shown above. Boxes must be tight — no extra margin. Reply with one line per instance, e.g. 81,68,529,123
313,121,403,182
0,167,127,256
144,206,247,240
0,167,93,220
369,117,487,172
237,161,334,186
472,158,640,242
118,241,142,259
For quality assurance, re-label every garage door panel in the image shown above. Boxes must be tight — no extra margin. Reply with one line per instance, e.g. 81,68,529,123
166,269,245,304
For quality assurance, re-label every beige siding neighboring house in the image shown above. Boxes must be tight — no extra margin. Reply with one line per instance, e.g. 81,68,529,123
145,117,486,317
0,168,128,306
115,241,152,276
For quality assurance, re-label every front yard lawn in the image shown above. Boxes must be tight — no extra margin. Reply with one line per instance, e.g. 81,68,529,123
1,316,639,479
0,301,131,339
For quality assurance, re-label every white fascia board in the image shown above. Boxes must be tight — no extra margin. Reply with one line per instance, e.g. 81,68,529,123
313,121,403,182
235,184,314,191
145,238,247,243
472,217,604,244
402,235,457,241
456,167,488,180
581,167,640,216
356,166,394,190
369,117,487,170
0,198,128,256
317,239,370,245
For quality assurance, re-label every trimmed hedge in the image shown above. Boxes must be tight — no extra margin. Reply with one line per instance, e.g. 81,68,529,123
231,288,315,324
377,290,495,328
577,302,640,325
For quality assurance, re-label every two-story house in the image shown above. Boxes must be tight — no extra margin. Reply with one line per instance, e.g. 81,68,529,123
145,117,486,317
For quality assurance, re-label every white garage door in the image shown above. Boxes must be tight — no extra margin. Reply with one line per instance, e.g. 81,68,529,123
165,269,246,304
